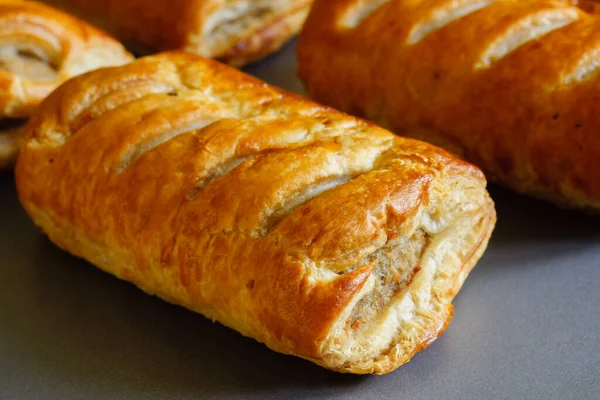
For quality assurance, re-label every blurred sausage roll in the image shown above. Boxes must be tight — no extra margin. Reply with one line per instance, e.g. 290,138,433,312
0,0,132,168
42,0,313,66
16,52,495,374
298,0,600,211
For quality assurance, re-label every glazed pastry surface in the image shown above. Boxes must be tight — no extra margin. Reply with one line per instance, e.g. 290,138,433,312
42,0,313,66
0,0,132,167
298,0,600,211
16,52,495,374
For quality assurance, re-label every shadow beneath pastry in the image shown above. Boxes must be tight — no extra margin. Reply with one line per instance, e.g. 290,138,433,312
0,166,15,177
8,236,367,397
0,171,27,232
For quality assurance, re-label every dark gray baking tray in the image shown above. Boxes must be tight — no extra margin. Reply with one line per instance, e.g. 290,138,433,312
1,41,599,400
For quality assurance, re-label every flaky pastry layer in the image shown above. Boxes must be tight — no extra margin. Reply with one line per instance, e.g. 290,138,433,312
16,52,495,374
298,0,600,211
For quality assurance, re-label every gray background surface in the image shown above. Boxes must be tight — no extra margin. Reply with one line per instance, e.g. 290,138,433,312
1,41,599,399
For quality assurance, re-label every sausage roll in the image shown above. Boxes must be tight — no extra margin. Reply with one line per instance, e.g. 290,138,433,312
42,0,313,66
298,0,600,211
0,0,132,168
16,52,496,374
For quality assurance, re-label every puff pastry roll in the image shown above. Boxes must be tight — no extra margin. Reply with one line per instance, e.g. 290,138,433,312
298,0,600,211
0,0,132,168
42,0,313,66
16,52,495,374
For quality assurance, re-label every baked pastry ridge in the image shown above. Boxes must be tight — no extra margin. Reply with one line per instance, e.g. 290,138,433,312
16,52,496,374
41,0,314,66
0,0,133,168
298,0,600,211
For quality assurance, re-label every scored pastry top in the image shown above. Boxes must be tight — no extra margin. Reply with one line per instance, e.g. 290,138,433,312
298,0,600,210
17,52,495,374
0,0,133,118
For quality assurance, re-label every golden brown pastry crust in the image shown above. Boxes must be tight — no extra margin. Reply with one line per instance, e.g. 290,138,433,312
42,0,313,67
16,51,495,374
0,0,133,167
298,0,600,211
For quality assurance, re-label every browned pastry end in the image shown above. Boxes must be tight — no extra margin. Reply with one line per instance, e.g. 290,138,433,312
42,0,313,67
16,52,496,374
298,0,600,211
0,0,133,168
